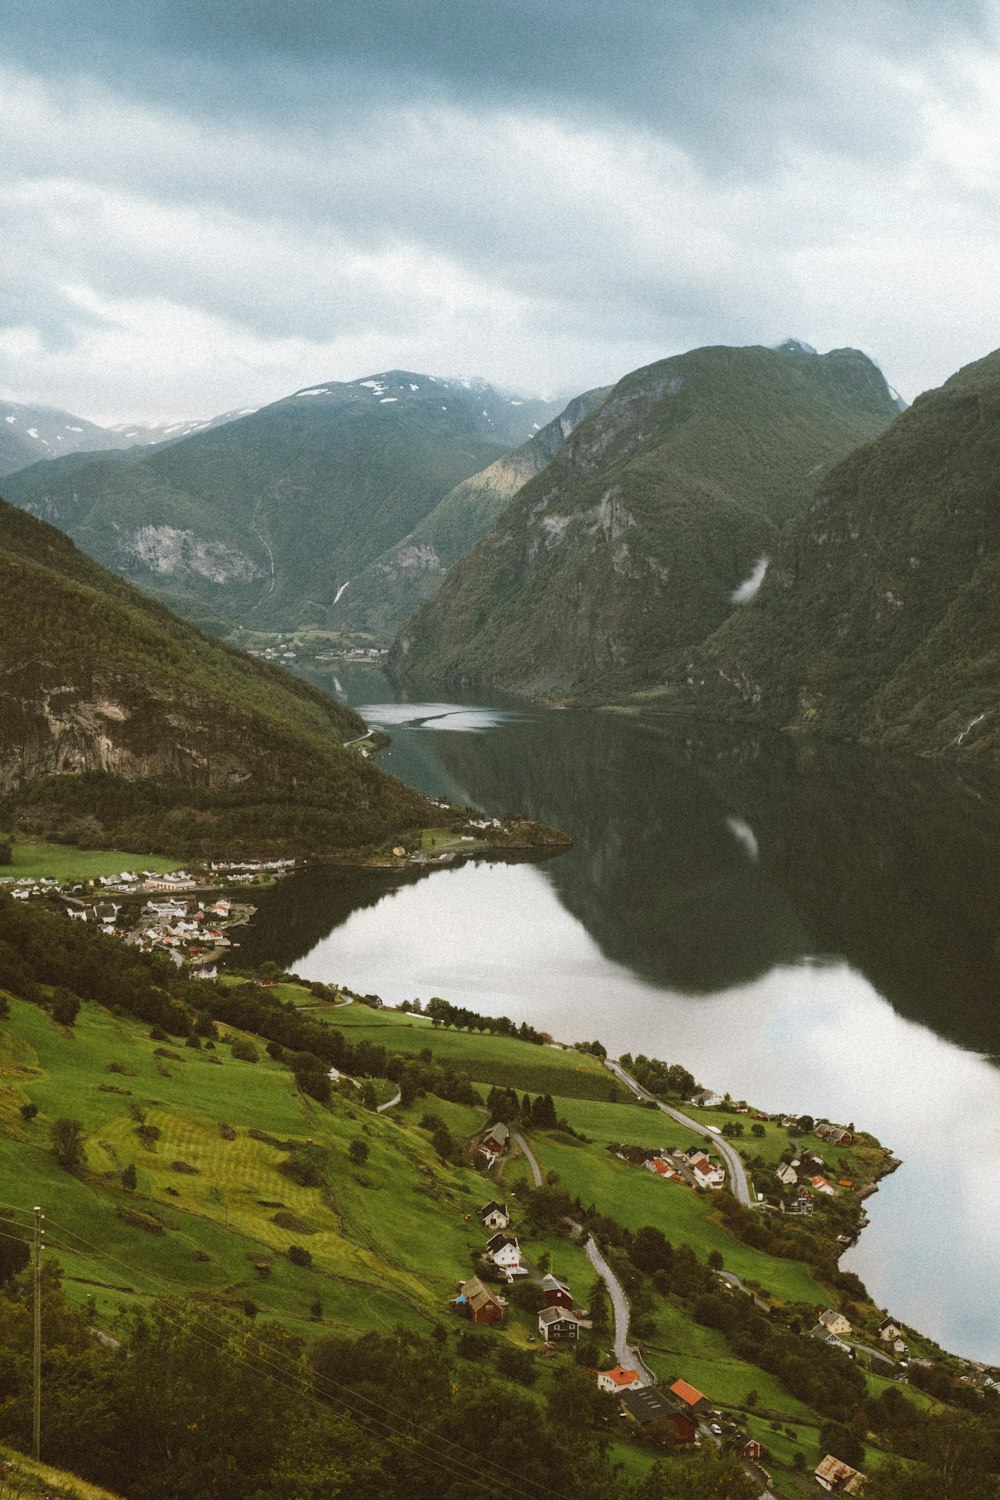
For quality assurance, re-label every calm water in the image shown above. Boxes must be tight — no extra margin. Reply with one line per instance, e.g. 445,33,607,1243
240,664,1000,1363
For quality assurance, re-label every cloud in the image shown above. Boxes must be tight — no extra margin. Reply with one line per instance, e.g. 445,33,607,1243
1,4,1000,419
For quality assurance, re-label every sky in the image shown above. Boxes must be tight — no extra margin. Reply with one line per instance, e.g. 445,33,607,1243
4,0,1000,423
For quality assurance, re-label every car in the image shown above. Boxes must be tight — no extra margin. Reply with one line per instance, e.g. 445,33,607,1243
710,1422,722,1436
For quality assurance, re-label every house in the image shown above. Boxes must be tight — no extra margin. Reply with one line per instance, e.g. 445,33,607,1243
478,1122,509,1159
815,1453,866,1493
743,1438,762,1463
596,1364,643,1395
485,1233,521,1270
693,1091,723,1108
816,1124,853,1147
692,1158,725,1190
453,1276,506,1326
776,1162,799,1187
878,1318,903,1343
818,1308,852,1337
668,1378,711,1416
644,1157,676,1179
477,1200,510,1231
619,1388,698,1447
537,1306,583,1341
541,1274,574,1311
809,1325,851,1354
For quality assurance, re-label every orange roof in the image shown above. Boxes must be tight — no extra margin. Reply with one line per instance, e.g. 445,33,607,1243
603,1365,640,1386
653,1159,673,1175
669,1378,706,1408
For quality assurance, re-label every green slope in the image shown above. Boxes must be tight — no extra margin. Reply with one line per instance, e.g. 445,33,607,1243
331,386,611,639
3,374,558,636
0,497,433,856
655,347,1000,762
391,342,902,697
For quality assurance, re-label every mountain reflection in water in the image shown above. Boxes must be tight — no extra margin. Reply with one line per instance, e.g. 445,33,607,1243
236,667,1000,1360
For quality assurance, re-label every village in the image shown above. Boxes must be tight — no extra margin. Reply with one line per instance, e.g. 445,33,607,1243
0,859,296,970
440,1109,922,1497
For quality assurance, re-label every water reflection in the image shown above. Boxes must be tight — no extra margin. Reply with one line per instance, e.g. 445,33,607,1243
246,666,1000,1359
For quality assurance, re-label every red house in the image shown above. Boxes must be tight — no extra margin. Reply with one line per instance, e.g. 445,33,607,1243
541,1274,574,1311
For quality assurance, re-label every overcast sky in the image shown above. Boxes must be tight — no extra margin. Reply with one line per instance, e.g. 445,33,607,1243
3,0,1000,422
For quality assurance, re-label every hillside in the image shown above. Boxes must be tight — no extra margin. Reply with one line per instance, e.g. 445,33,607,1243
655,348,1000,762
331,386,611,639
2,374,559,638
390,342,902,697
0,497,434,856
0,897,986,1500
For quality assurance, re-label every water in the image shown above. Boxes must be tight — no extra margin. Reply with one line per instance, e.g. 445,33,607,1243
239,664,1000,1363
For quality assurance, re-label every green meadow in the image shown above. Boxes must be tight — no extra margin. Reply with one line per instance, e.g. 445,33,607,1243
0,841,178,882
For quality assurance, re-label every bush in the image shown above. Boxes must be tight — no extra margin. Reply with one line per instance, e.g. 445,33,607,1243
288,1245,313,1268
50,1117,85,1171
348,1140,370,1165
19,1102,38,1121
230,1037,259,1064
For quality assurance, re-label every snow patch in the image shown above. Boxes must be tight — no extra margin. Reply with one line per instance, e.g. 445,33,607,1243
26,427,41,439
409,383,420,391
4,416,15,424
509,400,523,406
333,581,351,606
297,387,330,396
731,556,769,603
65,425,84,432
380,397,398,403
725,816,759,861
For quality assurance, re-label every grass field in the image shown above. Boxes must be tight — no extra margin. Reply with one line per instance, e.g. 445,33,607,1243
0,996,499,1338
529,1100,827,1306
322,1009,625,1101
0,840,179,882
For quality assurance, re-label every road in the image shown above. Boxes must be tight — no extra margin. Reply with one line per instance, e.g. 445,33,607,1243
605,1060,753,1206
510,1130,543,1187
584,1236,657,1387
376,1089,401,1113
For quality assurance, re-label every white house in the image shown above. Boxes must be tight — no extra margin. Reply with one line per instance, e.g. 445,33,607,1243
692,1158,725,1190
818,1308,852,1337
485,1233,521,1270
596,1365,644,1395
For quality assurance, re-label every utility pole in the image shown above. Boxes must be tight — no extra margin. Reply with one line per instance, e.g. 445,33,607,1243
32,1205,42,1461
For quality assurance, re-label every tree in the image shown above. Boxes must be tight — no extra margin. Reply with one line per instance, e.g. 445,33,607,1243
818,1421,865,1469
751,1122,766,1138
230,1037,259,1063
0,835,13,865
348,1139,369,1165
708,1249,724,1270
50,1117,85,1171
19,1102,37,1121
121,1163,137,1191
49,986,80,1026
288,1245,312,1267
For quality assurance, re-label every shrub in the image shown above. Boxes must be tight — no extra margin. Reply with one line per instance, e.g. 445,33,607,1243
230,1037,259,1064
288,1245,313,1268
348,1139,370,1165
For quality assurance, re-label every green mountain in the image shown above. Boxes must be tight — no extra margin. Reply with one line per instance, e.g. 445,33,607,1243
330,386,610,638
2,375,559,638
0,496,433,855
390,342,902,697
659,348,1000,762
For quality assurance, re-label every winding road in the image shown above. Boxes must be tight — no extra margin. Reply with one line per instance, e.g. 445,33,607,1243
584,1236,656,1387
605,1060,753,1206
510,1130,543,1187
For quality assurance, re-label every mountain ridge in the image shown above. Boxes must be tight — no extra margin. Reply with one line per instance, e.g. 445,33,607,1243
390,341,903,696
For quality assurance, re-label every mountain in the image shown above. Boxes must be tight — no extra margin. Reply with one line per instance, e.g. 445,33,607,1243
660,347,1000,762
0,399,252,476
2,375,560,638
390,342,902,697
0,495,433,856
329,386,610,638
